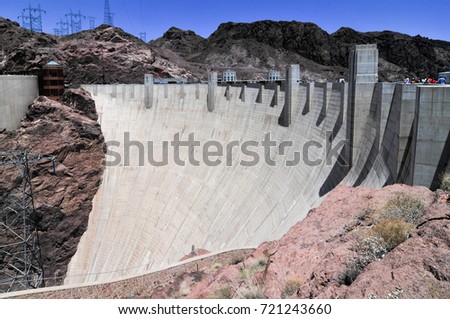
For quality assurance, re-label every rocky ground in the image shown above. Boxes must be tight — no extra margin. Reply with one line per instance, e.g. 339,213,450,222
188,185,450,299
0,89,105,288
2,17,450,83
7,184,449,299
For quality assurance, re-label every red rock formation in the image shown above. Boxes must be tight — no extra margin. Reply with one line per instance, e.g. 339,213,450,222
0,89,105,288
188,185,450,299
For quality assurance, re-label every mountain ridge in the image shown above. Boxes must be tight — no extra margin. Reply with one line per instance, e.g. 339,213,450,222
1,16,450,82
150,20,450,81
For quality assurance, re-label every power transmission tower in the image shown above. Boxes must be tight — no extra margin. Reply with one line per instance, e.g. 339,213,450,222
65,10,86,34
53,28,62,36
0,150,56,293
87,16,96,29
104,0,114,26
56,19,70,36
17,13,28,30
139,32,147,42
18,4,46,32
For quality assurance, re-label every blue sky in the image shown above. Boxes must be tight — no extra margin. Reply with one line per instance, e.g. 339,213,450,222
1,0,449,41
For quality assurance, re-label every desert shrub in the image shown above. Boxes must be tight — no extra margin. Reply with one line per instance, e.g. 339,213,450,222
440,171,450,191
211,262,224,271
211,286,234,299
283,279,302,297
339,257,365,286
239,257,268,282
387,287,403,299
339,197,419,287
381,193,425,224
340,235,388,286
370,219,413,252
358,235,388,261
236,285,265,299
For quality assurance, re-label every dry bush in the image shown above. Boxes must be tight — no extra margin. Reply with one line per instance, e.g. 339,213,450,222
339,193,422,286
441,171,450,191
339,257,365,286
282,278,302,297
358,235,388,261
381,193,425,225
370,219,413,252
211,286,234,299
236,285,265,299
239,257,268,282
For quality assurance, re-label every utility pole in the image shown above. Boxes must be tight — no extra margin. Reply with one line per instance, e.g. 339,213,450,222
0,151,56,293
18,4,46,32
65,10,86,34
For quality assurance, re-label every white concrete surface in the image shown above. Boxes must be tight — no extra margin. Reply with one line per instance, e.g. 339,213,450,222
65,81,369,284
0,75,39,130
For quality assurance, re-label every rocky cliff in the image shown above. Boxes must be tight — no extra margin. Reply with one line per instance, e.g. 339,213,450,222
2,17,450,83
0,89,105,288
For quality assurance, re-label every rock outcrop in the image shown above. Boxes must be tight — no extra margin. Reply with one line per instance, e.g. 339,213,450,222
0,17,198,83
54,25,199,84
0,18,57,73
0,89,105,287
187,185,450,298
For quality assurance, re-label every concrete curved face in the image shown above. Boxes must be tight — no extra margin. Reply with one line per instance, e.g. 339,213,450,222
65,69,450,285
64,82,369,284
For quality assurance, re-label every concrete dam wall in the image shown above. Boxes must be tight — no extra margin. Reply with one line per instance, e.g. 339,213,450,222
0,45,448,287
62,45,450,285
0,75,39,130
66,79,350,283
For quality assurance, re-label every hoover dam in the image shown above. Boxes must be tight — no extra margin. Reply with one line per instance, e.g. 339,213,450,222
1,44,449,289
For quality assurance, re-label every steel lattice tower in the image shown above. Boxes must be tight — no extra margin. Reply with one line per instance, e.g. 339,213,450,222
56,19,70,36
139,32,147,42
104,0,114,26
18,4,46,32
66,10,86,34
0,151,56,293
88,16,96,29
